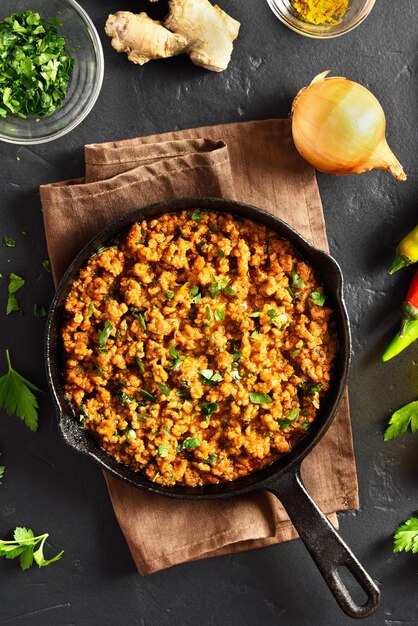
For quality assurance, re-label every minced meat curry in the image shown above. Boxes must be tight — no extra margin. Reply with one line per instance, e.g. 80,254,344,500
61,210,337,487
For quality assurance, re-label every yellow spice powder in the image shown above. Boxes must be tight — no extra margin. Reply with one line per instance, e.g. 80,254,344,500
291,0,349,25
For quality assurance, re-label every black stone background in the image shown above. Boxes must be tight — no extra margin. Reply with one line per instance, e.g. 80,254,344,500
0,1,417,624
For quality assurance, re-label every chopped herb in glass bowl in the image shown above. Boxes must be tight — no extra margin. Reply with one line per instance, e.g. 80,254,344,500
0,0,104,144
0,11,75,120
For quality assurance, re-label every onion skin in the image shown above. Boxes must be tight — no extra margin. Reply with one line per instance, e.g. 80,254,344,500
291,71,406,181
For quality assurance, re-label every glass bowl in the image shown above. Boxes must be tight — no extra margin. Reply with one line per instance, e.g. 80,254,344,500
266,0,376,38
0,0,104,144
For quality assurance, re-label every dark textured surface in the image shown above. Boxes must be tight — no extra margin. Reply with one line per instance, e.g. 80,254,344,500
0,1,417,624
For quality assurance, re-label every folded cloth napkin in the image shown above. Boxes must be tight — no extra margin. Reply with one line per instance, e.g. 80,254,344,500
40,119,359,575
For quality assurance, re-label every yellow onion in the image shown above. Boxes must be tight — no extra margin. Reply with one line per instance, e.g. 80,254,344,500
291,71,406,181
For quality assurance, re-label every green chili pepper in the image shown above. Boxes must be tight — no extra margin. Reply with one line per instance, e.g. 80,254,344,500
389,224,418,274
382,269,418,361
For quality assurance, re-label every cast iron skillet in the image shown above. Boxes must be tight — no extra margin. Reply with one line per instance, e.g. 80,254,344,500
45,198,380,619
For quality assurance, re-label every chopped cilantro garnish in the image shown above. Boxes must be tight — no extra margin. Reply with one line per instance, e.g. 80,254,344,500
189,285,202,304
249,392,273,404
214,308,225,321
191,212,203,221
267,309,287,328
248,311,262,318
217,250,225,258
157,443,169,458
130,308,146,331
42,259,51,273
140,388,155,402
250,330,260,339
311,291,325,306
202,454,218,465
291,267,304,289
0,11,74,119
233,346,243,361
200,402,218,418
157,383,171,397
210,277,235,299
177,436,200,451
98,321,113,348
285,407,301,420
199,370,223,385
165,290,174,300
230,369,242,383
135,355,145,372
169,344,185,371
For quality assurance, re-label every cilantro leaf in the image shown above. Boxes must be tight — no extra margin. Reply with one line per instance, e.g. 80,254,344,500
140,388,155,402
191,212,203,221
98,320,113,348
177,436,200,451
291,267,304,289
157,443,169,458
384,401,418,441
210,277,235,299
311,291,325,307
0,453,4,483
42,259,51,273
249,392,273,404
199,369,223,385
0,527,63,570
168,345,185,371
7,273,25,315
200,402,218,418
0,350,40,431
393,516,418,554
157,382,171,397
214,307,225,321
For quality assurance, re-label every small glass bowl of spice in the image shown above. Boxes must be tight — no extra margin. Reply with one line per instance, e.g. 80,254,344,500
266,0,376,38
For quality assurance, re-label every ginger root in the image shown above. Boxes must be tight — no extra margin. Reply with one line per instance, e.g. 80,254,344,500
105,0,241,72
105,12,188,65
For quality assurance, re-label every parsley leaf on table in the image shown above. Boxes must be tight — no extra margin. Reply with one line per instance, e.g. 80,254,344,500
384,401,418,441
6,272,25,315
2,236,16,247
0,527,63,570
0,350,40,431
393,516,418,554
0,453,4,483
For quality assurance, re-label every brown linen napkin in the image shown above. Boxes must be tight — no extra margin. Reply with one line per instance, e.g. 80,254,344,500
40,119,359,575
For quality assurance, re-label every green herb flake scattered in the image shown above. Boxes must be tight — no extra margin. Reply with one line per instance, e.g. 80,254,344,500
7,273,25,315
42,259,51,273
217,250,225,258
210,277,235,299
214,308,225,322
33,304,47,318
233,346,243,361
200,402,218,418
168,344,185,371
205,305,213,322
249,392,273,404
131,308,147,331
157,382,171,397
158,444,169,458
0,11,75,119
250,330,260,339
285,407,301,421
199,369,223,385
291,267,304,290
165,290,174,300
2,236,16,247
248,311,262,318
191,212,203,221
311,291,325,307
98,320,113,348
135,355,145,372
140,388,155,402
202,454,218,465
178,436,200,451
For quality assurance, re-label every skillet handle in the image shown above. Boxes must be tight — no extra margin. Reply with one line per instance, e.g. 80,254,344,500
266,467,380,619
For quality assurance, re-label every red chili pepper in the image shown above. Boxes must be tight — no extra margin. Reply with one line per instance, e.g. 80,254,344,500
382,269,418,361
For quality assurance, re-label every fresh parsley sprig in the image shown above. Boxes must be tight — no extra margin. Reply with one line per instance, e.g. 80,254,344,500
393,516,418,554
0,350,40,431
0,527,63,570
384,401,418,441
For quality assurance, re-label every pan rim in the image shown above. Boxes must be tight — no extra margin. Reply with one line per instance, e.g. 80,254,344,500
45,197,351,499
